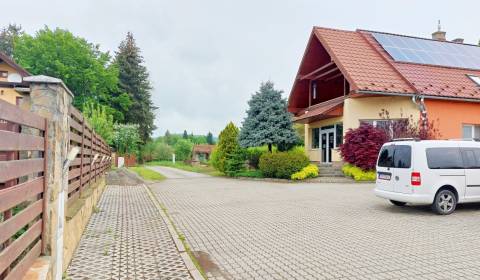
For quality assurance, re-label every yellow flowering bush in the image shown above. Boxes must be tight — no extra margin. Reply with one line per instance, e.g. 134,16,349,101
342,164,376,181
291,164,319,180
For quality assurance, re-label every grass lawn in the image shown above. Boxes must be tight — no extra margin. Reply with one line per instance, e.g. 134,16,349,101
145,161,223,176
129,166,166,181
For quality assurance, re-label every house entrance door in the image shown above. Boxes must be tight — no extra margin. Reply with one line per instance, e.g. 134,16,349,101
321,128,335,163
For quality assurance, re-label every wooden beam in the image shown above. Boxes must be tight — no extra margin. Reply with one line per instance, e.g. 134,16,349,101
323,72,343,82
312,67,340,81
300,61,335,80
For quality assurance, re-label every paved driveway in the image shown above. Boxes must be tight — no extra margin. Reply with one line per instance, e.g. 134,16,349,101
148,165,209,179
151,175,480,280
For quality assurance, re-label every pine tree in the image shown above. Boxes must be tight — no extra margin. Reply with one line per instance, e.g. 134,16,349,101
211,122,242,173
239,81,298,152
183,130,188,139
206,132,214,145
0,24,22,57
115,32,156,143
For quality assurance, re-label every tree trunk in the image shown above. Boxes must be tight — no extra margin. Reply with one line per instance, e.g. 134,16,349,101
268,143,272,153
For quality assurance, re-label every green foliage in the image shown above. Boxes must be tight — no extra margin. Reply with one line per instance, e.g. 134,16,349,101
0,24,22,57
174,139,193,161
83,101,114,145
183,130,188,139
206,132,215,145
291,164,319,180
239,81,298,151
145,161,220,176
234,169,264,178
224,147,246,177
259,149,309,179
115,32,156,142
211,122,242,173
342,164,376,181
245,146,270,169
190,135,207,144
14,27,129,122
113,124,141,156
142,141,174,162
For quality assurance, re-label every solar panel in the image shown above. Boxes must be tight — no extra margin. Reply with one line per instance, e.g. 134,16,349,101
372,32,480,70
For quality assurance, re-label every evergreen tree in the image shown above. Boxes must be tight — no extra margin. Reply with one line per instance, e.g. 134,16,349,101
183,130,188,139
164,130,171,144
239,81,298,152
211,122,242,173
115,32,156,143
0,24,22,57
206,132,214,145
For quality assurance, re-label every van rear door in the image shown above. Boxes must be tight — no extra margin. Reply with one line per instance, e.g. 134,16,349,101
392,145,413,194
377,145,394,192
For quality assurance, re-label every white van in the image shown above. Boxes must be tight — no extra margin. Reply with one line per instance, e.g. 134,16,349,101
374,139,480,215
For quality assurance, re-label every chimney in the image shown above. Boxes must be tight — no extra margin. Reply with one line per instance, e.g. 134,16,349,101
452,38,464,44
432,20,446,41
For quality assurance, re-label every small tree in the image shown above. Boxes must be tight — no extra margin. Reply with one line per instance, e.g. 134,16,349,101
340,123,389,171
182,130,189,139
211,122,243,173
174,139,193,161
239,81,298,152
113,124,141,156
83,101,115,145
206,132,215,145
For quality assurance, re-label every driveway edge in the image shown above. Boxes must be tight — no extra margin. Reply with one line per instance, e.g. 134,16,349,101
143,184,206,280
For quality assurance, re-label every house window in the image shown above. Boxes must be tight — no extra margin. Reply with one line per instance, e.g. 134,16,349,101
0,71,7,78
335,123,343,147
462,124,480,139
360,119,407,138
311,128,320,149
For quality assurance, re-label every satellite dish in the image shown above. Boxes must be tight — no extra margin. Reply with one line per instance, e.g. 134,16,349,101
7,73,22,83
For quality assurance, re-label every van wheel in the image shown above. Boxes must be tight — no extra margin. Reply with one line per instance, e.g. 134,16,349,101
390,200,407,206
432,190,456,215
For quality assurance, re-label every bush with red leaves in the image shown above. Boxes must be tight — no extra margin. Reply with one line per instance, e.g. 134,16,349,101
340,123,389,171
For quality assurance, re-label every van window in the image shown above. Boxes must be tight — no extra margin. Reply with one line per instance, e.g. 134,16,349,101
378,145,394,167
426,148,464,169
393,145,411,168
461,148,480,169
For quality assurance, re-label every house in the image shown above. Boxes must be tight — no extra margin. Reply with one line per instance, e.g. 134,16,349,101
0,51,31,105
192,144,215,163
288,26,480,164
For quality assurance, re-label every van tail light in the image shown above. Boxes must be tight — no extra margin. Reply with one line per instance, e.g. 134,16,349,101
411,172,421,186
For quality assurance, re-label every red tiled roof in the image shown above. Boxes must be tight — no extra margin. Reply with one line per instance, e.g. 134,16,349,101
192,144,215,154
300,27,480,101
294,96,345,122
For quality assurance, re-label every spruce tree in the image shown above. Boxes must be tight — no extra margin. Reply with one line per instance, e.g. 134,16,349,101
206,132,214,145
115,32,156,142
0,24,22,57
183,130,188,139
239,81,298,152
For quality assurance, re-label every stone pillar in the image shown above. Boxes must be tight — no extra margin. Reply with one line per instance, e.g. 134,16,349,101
24,76,74,280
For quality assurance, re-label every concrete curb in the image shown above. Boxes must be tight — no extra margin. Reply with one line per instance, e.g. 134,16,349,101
143,184,205,280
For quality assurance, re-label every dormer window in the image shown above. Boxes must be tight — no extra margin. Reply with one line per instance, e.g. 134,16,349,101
467,74,480,86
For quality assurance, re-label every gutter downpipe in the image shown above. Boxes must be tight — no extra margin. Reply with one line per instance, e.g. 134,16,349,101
411,95,428,131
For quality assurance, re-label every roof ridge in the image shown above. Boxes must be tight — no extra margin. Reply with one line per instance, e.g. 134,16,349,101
0,51,30,77
313,26,356,34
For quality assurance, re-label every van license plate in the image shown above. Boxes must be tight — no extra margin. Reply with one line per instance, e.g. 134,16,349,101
378,172,391,180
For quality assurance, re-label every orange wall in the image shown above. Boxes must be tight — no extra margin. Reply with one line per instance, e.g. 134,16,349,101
426,99,480,139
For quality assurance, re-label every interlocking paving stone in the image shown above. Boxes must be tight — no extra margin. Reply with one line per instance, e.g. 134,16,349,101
66,185,192,280
151,176,480,279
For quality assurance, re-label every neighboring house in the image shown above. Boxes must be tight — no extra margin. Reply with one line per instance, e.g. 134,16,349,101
0,51,30,106
288,26,480,164
192,144,215,162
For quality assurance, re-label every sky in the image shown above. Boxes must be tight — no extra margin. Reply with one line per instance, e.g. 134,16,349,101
2,0,480,137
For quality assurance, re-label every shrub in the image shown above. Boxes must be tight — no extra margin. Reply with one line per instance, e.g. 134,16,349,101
153,142,175,161
342,164,376,181
245,146,269,168
259,149,309,179
174,139,193,161
211,122,242,173
340,123,389,171
291,164,319,180
224,147,246,177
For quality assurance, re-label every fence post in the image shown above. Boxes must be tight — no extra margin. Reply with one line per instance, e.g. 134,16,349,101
25,76,74,280
79,119,84,197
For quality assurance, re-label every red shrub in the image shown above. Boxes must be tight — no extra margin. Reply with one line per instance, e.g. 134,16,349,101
340,123,389,171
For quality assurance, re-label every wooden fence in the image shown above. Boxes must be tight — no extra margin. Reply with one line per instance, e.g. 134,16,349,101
0,99,47,280
67,105,111,205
